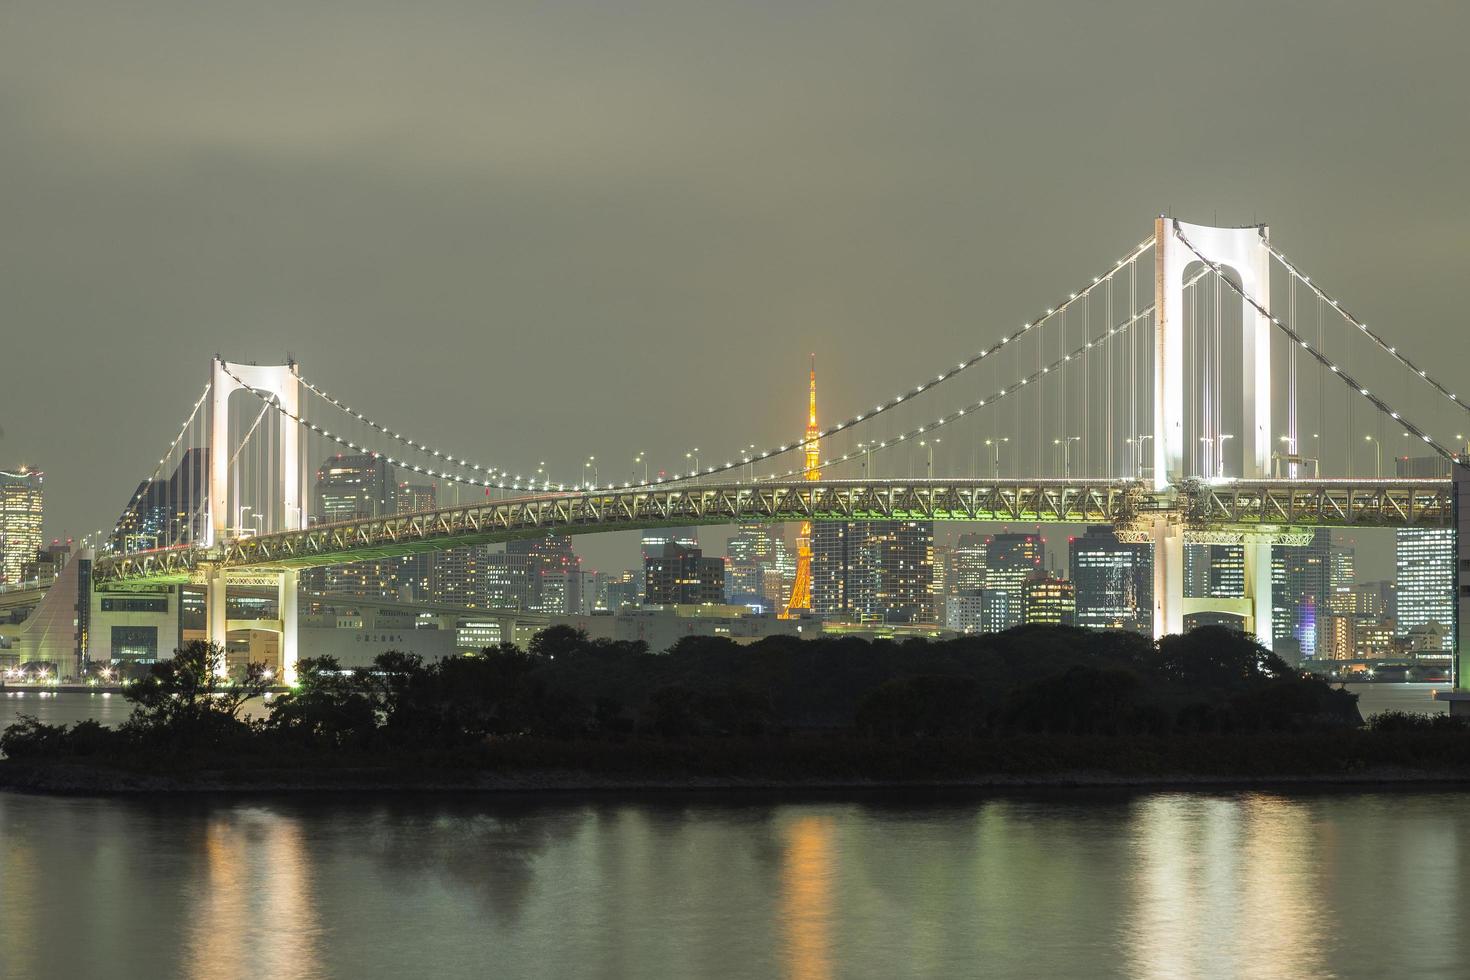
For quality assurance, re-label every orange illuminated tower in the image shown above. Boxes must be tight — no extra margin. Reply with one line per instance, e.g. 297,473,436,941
785,356,820,616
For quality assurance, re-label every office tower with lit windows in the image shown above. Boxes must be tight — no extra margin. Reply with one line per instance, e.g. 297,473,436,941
482,552,519,608
0,467,44,585
314,453,396,522
930,544,950,622
980,589,1014,634
1329,542,1356,592
644,542,725,605
1185,543,1244,599
111,450,208,555
505,533,582,611
945,592,985,633
395,482,437,599
951,533,988,593
1023,573,1076,626
811,521,934,624
1270,530,1331,658
642,528,699,561
1395,527,1455,654
1070,526,1152,633
983,533,1045,630
312,453,398,597
726,523,790,611
434,546,493,608
604,570,642,611
810,522,852,617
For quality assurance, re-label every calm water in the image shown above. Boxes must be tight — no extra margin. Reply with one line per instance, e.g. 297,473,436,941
0,789,1468,979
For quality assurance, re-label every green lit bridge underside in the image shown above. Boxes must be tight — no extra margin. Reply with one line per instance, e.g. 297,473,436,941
91,478,1455,588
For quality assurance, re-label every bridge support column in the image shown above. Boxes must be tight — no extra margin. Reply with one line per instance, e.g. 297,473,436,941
206,565,228,675
1153,219,1272,488
1456,465,1470,690
1435,465,1470,713
278,568,298,686
1243,538,1274,650
1151,517,1184,639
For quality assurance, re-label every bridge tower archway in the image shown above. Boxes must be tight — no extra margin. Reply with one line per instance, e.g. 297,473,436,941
1152,219,1275,645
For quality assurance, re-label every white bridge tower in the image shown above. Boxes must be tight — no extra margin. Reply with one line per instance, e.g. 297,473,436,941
1150,218,1275,646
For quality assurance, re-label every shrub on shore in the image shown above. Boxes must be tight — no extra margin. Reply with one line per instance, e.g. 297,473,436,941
3,625,1451,779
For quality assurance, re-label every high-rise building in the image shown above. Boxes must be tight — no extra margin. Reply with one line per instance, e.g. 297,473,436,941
1185,543,1244,599
984,533,1045,630
396,482,437,600
1,467,45,585
1069,526,1152,633
314,453,396,522
397,483,437,514
641,528,699,561
482,552,519,608
505,533,582,611
810,521,852,617
1329,542,1356,592
1023,572,1076,626
1351,580,1396,621
312,453,397,597
1271,530,1331,658
945,591,986,634
980,588,1014,634
433,546,494,608
726,523,790,611
1395,527,1455,654
111,450,208,555
604,570,642,611
951,533,988,593
644,542,725,605
811,521,935,624
930,543,950,622
1318,613,1354,660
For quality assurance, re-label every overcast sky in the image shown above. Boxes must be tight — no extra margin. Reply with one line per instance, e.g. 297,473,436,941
3,1,1468,574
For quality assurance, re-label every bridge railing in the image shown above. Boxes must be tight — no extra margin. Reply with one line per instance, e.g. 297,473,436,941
87,477,1456,586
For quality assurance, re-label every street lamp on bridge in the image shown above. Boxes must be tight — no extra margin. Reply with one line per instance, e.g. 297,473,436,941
1216,434,1234,478
984,437,1009,479
1364,434,1381,479
919,438,940,479
1053,436,1079,479
1125,434,1153,481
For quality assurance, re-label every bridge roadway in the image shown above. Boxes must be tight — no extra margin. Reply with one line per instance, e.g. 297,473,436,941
90,477,1456,588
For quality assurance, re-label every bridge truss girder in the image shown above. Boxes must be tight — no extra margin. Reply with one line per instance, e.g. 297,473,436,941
89,478,1453,587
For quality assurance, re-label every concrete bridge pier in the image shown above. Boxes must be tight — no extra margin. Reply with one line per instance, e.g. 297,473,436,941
278,568,298,686
1437,465,1470,715
205,565,228,674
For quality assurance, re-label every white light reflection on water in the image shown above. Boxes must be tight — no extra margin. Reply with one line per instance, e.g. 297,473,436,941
0,791,1465,978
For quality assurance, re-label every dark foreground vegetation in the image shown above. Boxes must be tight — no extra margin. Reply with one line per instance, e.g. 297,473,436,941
3,625,1469,793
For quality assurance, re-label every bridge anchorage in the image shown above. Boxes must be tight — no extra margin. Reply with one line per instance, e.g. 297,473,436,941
15,214,1464,694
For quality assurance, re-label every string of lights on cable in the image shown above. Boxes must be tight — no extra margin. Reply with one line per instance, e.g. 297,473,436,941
1264,241,1469,415
657,234,1158,486
1173,225,1457,463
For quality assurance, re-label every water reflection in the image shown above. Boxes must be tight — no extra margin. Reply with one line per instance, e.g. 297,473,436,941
0,790,1465,978
780,816,834,980
183,809,323,980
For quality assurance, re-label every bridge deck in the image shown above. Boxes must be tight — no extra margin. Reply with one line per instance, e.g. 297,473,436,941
90,478,1455,586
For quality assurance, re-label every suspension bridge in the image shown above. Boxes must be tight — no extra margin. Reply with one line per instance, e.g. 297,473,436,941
13,216,1470,688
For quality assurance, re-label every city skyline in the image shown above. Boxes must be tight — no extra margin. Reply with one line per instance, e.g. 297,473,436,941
7,5,1470,573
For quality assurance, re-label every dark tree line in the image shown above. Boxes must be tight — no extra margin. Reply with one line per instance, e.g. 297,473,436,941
0,625,1375,769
